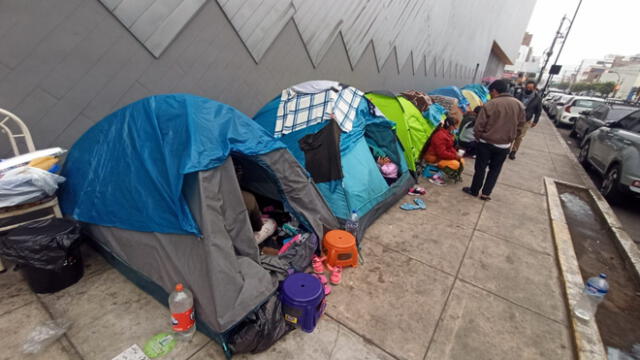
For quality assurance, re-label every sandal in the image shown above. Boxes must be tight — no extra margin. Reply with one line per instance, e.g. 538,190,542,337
312,255,326,273
327,265,343,285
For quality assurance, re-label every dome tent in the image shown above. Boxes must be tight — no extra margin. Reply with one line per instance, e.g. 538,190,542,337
253,81,414,242
59,94,339,355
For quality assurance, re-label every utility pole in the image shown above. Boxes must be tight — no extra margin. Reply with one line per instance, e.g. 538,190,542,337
536,15,568,85
542,0,583,95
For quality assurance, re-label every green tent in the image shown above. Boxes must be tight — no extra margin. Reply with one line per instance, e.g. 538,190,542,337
365,92,433,171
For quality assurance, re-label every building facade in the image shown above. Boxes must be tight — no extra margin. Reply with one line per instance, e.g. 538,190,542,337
600,64,640,100
0,0,535,156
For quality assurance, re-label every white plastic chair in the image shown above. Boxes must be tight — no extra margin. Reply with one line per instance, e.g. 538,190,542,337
0,108,62,272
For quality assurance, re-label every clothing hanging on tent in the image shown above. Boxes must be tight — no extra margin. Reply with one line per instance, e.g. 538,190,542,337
298,121,343,183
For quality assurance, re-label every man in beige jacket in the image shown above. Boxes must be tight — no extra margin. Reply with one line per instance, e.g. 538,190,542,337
463,80,526,200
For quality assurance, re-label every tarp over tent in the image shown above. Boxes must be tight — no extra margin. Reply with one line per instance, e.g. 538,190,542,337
60,94,340,341
462,84,490,103
254,82,414,240
429,86,470,113
365,92,434,171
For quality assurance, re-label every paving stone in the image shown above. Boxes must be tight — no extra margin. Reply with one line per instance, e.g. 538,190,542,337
39,268,209,360
425,281,574,360
418,175,485,224
190,317,395,360
0,262,37,317
325,241,454,360
459,231,568,323
0,300,73,360
367,209,473,275
476,189,554,255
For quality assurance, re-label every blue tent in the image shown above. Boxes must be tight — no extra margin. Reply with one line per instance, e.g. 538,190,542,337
254,84,414,240
429,86,470,112
59,94,340,353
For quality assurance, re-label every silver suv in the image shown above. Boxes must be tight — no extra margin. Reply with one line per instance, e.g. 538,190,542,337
579,109,640,202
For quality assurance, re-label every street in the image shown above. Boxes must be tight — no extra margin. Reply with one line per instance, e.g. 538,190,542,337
554,123,640,244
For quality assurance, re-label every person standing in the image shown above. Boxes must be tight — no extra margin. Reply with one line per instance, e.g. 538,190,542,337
509,80,542,160
463,80,525,200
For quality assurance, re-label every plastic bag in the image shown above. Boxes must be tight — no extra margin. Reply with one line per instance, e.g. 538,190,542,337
0,166,65,207
228,294,293,354
23,319,72,354
0,219,82,270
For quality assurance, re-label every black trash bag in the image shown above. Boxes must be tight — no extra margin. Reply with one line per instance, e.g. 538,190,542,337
0,219,82,270
228,293,294,354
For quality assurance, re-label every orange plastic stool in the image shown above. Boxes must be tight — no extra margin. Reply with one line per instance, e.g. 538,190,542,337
322,230,358,268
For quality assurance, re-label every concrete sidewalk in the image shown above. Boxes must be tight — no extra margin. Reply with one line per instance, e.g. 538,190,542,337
1,114,587,360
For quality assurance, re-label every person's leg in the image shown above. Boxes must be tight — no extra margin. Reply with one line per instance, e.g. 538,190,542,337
481,146,509,196
469,142,490,195
510,121,530,159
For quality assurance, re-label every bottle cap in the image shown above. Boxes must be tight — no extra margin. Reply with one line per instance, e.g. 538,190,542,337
175,283,184,292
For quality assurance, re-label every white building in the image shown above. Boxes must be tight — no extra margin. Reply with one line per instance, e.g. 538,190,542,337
600,64,640,99
504,32,540,75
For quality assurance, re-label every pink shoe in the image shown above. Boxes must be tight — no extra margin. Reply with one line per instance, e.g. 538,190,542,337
328,265,343,285
312,255,326,274
313,273,328,285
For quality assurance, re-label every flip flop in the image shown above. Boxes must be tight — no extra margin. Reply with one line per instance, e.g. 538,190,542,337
400,202,421,210
413,198,426,209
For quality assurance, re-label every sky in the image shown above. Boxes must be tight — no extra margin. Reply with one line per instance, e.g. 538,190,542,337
525,0,639,69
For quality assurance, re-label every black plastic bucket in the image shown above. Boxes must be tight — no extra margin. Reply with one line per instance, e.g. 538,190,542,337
21,248,84,294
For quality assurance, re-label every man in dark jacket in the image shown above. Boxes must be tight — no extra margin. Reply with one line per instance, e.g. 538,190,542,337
509,80,542,160
463,80,526,200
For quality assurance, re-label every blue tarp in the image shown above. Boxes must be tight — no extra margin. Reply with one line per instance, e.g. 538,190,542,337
59,94,286,235
422,103,447,127
429,86,470,112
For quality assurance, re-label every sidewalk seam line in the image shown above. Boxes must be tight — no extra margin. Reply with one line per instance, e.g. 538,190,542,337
457,278,568,327
422,200,486,360
473,229,554,257
325,314,401,360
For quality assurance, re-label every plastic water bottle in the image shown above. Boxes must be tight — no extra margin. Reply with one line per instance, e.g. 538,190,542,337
345,210,359,238
574,273,609,321
169,283,196,341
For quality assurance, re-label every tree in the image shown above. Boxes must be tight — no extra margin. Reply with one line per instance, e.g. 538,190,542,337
594,82,616,97
553,82,571,90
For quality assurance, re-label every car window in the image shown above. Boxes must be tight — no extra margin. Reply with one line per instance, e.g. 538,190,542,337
617,111,640,130
631,121,640,134
590,105,608,119
607,108,635,121
574,99,603,109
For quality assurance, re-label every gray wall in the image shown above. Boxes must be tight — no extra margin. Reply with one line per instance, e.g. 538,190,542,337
0,0,535,157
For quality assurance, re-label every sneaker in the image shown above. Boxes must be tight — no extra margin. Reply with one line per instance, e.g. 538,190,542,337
428,174,446,186
312,255,326,274
254,218,277,244
327,265,343,285
408,186,426,195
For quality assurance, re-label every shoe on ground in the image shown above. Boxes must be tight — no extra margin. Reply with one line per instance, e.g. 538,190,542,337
462,187,478,197
408,186,426,195
428,174,446,186
509,151,516,160
327,265,343,285
254,217,277,244
312,255,326,273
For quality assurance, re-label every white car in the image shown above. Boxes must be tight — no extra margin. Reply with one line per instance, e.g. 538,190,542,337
553,96,605,127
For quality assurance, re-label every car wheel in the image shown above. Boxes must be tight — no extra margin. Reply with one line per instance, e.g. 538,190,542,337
600,164,624,204
578,141,591,169
569,125,578,138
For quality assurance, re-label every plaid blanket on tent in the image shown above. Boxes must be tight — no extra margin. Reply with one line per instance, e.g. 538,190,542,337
274,86,363,137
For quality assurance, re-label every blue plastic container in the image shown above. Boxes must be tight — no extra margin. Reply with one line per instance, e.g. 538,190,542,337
280,273,325,333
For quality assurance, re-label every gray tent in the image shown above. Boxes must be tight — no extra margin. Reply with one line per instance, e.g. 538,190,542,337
59,95,340,350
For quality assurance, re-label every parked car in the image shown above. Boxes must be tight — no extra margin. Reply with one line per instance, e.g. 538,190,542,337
548,94,574,120
553,96,604,127
570,103,638,139
578,109,640,202
543,93,564,114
